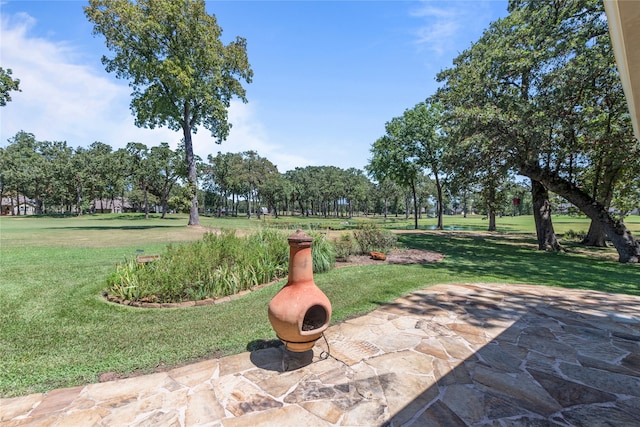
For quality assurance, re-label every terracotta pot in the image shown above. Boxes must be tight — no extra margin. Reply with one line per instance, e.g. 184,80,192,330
268,230,332,352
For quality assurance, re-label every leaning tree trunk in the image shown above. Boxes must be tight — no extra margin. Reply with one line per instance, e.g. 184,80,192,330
522,165,639,263
582,220,608,247
583,207,639,263
531,179,562,251
582,166,617,247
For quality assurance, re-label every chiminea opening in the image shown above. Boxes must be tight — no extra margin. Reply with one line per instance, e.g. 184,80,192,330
301,304,327,333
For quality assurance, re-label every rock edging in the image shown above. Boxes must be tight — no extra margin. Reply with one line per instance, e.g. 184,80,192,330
103,279,280,309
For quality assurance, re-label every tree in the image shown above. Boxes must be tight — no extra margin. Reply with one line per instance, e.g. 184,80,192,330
368,132,421,229
36,140,68,213
436,0,639,262
258,171,288,217
126,142,153,218
148,143,185,218
237,151,278,219
85,0,253,226
285,167,321,216
372,177,403,218
43,140,75,212
70,147,93,215
86,142,115,212
442,127,514,232
206,152,236,217
104,148,131,213
2,132,46,215
0,68,21,106
369,103,446,230
344,168,371,217
404,102,447,229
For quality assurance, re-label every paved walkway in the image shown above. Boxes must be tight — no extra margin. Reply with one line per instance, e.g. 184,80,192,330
2,283,640,426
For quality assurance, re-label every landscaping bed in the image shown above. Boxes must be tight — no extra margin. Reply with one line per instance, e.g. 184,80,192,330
337,248,444,267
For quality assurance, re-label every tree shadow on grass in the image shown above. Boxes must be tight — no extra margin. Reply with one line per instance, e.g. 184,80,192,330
44,224,179,231
398,232,640,296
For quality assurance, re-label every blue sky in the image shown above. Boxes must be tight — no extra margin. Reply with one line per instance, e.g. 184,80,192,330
0,0,509,172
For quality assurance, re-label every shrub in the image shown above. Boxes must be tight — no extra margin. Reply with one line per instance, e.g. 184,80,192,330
333,232,357,261
563,229,586,241
353,223,397,254
106,228,289,303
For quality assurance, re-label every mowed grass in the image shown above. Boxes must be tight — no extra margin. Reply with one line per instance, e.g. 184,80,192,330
1,213,639,397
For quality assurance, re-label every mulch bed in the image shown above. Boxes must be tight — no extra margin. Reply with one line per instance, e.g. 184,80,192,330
336,248,444,267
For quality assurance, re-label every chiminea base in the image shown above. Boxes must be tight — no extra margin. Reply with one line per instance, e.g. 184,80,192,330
276,334,323,353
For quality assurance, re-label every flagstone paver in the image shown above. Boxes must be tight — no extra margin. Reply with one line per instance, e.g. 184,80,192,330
2,283,640,426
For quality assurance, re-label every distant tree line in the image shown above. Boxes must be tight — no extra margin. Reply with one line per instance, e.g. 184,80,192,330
1,130,535,219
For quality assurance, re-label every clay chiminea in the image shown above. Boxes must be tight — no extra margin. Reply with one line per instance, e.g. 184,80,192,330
268,230,332,352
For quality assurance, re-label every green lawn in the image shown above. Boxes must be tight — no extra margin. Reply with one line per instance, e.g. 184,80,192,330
1,213,638,398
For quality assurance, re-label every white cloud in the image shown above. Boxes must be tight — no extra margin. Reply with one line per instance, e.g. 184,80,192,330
0,12,302,170
0,13,129,144
409,1,492,55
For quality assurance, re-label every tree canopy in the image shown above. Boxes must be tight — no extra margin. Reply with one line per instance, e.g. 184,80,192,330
85,0,253,226
0,68,21,107
434,0,640,262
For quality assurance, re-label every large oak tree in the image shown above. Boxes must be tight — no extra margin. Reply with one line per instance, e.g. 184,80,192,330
436,0,639,262
85,0,253,225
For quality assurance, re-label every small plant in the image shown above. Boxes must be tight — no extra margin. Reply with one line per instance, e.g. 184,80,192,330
353,223,397,254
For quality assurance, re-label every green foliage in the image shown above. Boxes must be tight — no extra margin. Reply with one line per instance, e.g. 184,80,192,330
106,229,289,302
310,232,336,273
85,0,253,138
0,67,21,106
168,191,192,213
85,0,253,225
353,223,397,254
334,232,358,261
563,229,586,241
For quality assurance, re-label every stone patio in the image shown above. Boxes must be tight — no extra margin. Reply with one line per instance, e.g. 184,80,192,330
2,283,639,426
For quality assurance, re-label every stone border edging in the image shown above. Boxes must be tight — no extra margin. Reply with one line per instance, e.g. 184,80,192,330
103,278,282,309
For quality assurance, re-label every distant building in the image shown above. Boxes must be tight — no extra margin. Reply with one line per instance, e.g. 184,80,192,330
1,196,36,216
90,198,133,214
